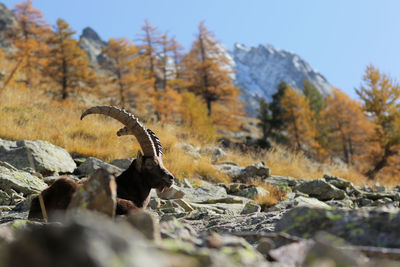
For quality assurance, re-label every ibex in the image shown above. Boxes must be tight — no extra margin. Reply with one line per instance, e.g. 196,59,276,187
29,106,174,220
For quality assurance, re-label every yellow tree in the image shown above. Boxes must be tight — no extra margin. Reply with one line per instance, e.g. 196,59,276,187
101,38,148,108
138,19,161,91
182,22,243,129
322,88,374,164
281,86,317,152
6,0,49,87
356,64,400,179
44,18,93,99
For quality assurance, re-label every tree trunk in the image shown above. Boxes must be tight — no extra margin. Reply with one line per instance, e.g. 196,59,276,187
365,146,396,180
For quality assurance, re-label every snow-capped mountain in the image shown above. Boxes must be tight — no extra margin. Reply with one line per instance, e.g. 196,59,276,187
229,43,332,116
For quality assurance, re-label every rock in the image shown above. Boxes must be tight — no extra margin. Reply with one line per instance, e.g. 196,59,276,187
217,162,270,183
197,196,245,204
177,143,201,159
110,158,133,169
0,139,76,175
269,239,315,266
199,146,227,163
302,233,369,267
325,199,354,209
273,196,331,210
67,168,117,217
173,199,194,212
0,212,175,267
263,175,301,188
241,202,261,214
180,184,228,203
126,210,160,241
0,189,24,206
276,206,400,247
0,164,47,196
77,157,123,176
216,164,245,179
256,238,275,257
148,196,161,210
160,217,198,243
157,185,185,199
233,185,269,199
295,179,346,200
323,174,352,189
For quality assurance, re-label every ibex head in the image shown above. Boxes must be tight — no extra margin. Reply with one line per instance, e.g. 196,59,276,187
80,106,174,192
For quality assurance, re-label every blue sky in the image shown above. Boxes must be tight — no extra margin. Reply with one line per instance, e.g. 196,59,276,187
2,0,400,98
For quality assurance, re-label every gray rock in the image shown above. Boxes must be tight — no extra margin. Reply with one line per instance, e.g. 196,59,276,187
217,162,270,183
180,184,228,203
0,164,47,196
177,143,201,159
126,210,160,241
263,175,301,188
199,146,227,163
67,168,117,217
0,189,24,206
0,139,76,175
77,157,122,176
295,179,346,200
109,158,133,169
273,196,331,210
0,212,172,267
276,206,400,248
325,199,354,209
157,185,185,199
233,185,269,199
323,174,352,189
241,202,261,214
148,196,161,209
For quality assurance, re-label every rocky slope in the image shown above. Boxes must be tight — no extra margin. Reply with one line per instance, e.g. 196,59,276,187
0,138,400,266
0,3,17,50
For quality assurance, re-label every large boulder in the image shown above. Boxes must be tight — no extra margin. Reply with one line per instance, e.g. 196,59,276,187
0,139,76,175
276,206,400,248
0,212,176,267
0,162,47,196
295,179,346,200
77,157,122,176
67,168,117,217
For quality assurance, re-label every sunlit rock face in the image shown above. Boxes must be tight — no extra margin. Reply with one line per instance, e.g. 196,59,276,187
228,43,332,116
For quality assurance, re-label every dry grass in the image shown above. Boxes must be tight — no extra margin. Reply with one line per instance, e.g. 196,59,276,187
0,84,376,187
252,181,287,209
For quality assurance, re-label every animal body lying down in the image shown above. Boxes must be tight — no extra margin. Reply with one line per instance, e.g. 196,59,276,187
28,106,174,220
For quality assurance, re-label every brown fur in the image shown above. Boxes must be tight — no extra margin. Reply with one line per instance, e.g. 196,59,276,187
28,156,174,221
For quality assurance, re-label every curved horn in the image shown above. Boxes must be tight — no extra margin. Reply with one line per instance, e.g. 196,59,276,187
81,106,156,156
117,127,163,158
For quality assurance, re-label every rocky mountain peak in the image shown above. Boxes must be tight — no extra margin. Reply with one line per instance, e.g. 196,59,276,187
231,43,332,116
79,27,107,66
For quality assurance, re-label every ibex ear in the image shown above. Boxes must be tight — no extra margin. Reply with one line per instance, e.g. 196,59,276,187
135,150,143,169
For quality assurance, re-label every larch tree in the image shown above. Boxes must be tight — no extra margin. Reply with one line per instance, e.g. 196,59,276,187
138,19,161,91
44,18,93,100
182,22,242,129
356,64,400,179
323,88,374,165
101,38,146,108
281,86,317,152
6,0,49,88
257,97,272,140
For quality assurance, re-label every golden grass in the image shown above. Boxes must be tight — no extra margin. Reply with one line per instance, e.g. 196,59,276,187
252,181,287,209
0,84,377,187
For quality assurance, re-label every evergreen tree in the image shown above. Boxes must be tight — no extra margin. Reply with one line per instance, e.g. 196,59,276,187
257,97,271,140
303,80,325,116
44,18,93,99
356,64,400,179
